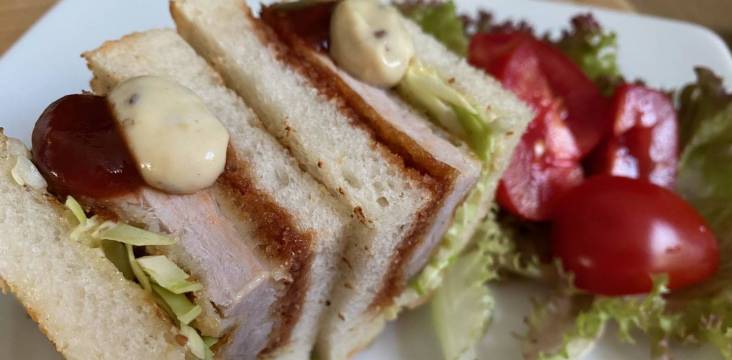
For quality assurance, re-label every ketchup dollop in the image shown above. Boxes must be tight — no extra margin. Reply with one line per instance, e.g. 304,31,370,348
31,94,143,199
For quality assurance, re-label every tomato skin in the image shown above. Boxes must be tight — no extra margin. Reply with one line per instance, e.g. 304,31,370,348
551,176,719,296
470,33,585,220
590,84,678,188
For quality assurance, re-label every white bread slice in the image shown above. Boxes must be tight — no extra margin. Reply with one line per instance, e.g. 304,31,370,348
170,1,444,358
0,132,187,360
83,29,350,360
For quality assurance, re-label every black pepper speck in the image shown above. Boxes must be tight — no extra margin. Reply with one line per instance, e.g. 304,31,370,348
127,94,139,105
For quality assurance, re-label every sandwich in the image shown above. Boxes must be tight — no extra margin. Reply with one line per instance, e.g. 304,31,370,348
2,28,354,360
1,1,534,359
169,0,532,358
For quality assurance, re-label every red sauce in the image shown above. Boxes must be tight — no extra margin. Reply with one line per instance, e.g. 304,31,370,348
261,2,336,52
31,94,144,199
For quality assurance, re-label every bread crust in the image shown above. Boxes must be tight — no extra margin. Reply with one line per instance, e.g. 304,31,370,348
219,148,315,355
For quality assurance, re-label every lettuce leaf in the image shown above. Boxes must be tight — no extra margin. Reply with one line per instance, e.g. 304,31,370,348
677,68,732,289
522,292,598,360
400,1,468,56
431,229,498,360
531,276,675,360
672,67,732,358
553,14,622,95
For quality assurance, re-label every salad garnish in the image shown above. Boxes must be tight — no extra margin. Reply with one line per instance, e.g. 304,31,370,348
401,2,732,359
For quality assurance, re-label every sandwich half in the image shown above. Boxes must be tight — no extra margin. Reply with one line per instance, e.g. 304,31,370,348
2,28,351,360
170,0,532,358
82,29,352,360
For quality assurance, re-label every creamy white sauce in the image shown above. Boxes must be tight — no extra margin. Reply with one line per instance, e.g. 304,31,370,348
329,0,414,88
108,76,229,194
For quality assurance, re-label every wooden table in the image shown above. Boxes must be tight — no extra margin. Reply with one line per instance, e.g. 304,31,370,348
0,0,730,55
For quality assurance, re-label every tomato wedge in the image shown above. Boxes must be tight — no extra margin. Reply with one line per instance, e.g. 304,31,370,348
590,84,678,188
552,176,719,296
530,40,611,156
470,32,583,220
496,101,584,221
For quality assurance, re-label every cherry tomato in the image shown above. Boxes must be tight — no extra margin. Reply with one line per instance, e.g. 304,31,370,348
590,84,678,188
470,33,583,220
551,176,719,296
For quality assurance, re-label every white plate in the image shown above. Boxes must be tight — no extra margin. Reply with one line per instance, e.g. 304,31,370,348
0,1,730,359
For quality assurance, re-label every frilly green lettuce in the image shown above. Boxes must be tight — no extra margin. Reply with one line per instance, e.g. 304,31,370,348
529,276,673,360
522,292,597,360
553,14,622,95
672,67,732,359
431,228,498,360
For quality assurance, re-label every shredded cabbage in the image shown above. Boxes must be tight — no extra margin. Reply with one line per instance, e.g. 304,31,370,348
136,255,203,294
152,284,202,325
11,156,47,190
65,196,87,225
63,196,210,357
126,244,152,293
94,222,177,246
101,240,135,281
181,324,208,360
397,60,496,161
